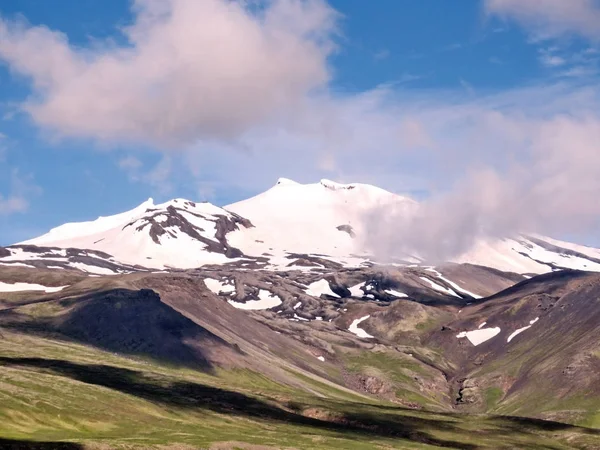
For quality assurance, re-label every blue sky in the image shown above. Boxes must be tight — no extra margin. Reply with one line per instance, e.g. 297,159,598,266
1,0,600,247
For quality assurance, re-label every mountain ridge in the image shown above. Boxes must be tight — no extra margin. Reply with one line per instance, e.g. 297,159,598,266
12,178,600,276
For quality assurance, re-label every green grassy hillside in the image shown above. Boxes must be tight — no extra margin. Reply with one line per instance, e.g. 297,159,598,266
1,330,599,449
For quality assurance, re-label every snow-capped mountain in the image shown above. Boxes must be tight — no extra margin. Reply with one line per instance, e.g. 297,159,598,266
9,178,600,274
19,198,253,269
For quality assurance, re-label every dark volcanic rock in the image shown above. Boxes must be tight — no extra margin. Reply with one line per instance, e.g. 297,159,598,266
336,224,356,238
358,375,388,395
286,253,343,270
0,247,10,258
123,205,249,258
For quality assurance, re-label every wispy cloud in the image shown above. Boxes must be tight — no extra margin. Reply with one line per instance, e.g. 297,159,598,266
118,155,173,195
459,78,475,95
537,45,600,77
558,65,599,78
485,0,600,41
539,51,566,67
0,169,41,215
373,49,390,60
0,132,7,161
441,43,463,51
118,155,143,171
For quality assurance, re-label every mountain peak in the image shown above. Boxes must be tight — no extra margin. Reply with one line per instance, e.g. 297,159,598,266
275,177,299,186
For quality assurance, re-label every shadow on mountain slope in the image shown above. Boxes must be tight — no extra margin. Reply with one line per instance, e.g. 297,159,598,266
0,356,470,449
477,269,590,304
2,356,598,449
0,439,83,449
0,288,243,372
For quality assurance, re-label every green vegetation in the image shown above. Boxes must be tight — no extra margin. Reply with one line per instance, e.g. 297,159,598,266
0,331,598,449
343,349,458,410
484,387,504,409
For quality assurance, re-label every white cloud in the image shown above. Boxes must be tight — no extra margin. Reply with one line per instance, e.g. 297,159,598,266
0,0,337,147
0,195,27,214
459,78,475,95
374,49,390,60
485,0,600,40
539,54,565,67
0,132,7,161
536,45,600,76
118,156,143,170
559,65,599,78
118,155,173,195
146,157,173,194
0,169,41,215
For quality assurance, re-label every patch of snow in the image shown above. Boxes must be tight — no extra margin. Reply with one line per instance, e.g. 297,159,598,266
306,279,339,298
348,315,374,339
507,317,539,343
478,321,487,329
0,262,36,268
293,313,309,321
228,289,282,311
68,262,117,275
315,316,323,321
153,214,169,224
317,356,325,362
348,283,364,297
204,278,235,295
456,327,501,346
419,277,461,298
0,282,68,293
385,289,408,298
293,301,302,310
425,268,482,299
1,248,66,263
